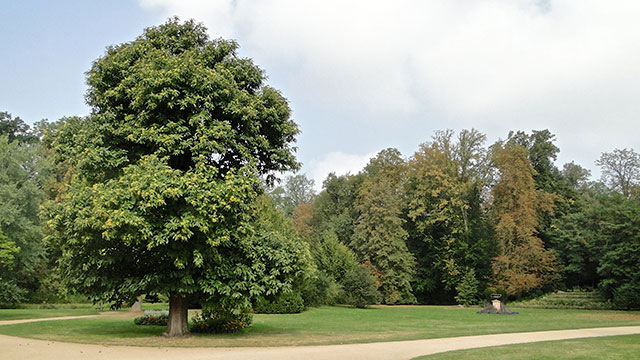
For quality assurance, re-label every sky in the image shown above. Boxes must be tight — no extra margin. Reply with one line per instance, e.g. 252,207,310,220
2,0,640,191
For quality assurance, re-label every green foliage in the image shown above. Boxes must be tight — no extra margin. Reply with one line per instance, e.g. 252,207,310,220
551,191,640,309
0,279,26,306
562,161,591,191
512,289,611,310
341,264,382,308
267,174,316,215
406,130,493,304
0,130,48,304
352,148,416,304
134,310,169,326
508,129,560,193
310,172,362,244
247,195,312,300
312,231,359,281
611,283,640,310
308,231,364,306
190,308,254,333
0,229,19,269
548,196,601,288
43,18,300,326
455,268,479,306
301,271,341,307
0,112,38,144
596,148,640,198
594,195,640,309
253,291,305,314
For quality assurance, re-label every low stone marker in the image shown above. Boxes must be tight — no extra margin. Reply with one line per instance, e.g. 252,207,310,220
478,294,519,315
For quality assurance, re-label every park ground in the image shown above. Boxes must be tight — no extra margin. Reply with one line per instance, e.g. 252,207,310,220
1,305,640,359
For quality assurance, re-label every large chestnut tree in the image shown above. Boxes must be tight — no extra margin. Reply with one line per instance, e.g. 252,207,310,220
44,19,301,336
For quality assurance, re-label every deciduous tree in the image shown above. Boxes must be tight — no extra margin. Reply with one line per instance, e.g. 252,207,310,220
406,130,492,303
352,148,416,304
596,148,640,198
489,141,559,297
43,19,299,336
0,129,46,304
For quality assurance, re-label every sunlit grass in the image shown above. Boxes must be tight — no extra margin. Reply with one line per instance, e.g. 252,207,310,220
414,334,640,359
0,306,99,321
1,305,639,347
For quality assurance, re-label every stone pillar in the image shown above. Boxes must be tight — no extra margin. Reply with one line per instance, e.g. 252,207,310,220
130,296,143,312
492,299,503,312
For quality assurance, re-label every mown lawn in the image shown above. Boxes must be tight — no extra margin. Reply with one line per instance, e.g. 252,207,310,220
0,305,99,321
0,305,639,347
0,302,168,321
414,334,640,359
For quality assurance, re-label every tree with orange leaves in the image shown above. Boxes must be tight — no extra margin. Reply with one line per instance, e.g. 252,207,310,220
490,141,560,298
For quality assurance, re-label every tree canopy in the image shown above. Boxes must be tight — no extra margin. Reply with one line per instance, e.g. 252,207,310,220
43,18,301,336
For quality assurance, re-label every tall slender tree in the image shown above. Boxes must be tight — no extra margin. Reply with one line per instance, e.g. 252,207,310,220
489,141,559,297
351,148,416,304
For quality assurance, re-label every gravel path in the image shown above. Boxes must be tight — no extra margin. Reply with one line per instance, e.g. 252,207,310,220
1,316,639,360
0,315,100,326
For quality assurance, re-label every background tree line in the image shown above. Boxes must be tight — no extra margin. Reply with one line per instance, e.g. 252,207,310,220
266,129,640,309
2,110,639,310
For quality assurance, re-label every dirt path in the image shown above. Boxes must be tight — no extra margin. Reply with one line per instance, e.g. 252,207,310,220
1,316,639,360
0,315,100,326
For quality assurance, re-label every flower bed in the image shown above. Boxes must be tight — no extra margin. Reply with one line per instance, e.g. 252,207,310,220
134,310,169,326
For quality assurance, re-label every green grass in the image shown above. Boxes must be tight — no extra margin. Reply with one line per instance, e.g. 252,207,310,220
0,305,639,347
414,334,640,359
140,302,169,311
0,306,99,321
511,289,612,310
0,302,166,321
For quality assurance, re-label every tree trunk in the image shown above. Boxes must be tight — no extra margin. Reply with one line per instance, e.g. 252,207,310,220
129,296,142,312
164,294,189,337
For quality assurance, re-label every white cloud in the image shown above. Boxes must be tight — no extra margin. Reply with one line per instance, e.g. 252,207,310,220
140,0,640,178
139,0,237,38
307,151,376,192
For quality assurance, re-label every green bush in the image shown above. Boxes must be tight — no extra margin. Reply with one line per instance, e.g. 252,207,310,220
612,283,640,310
254,291,305,314
134,310,169,326
301,271,341,307
341,265,381,308
511,289,612,310
190,309,253,333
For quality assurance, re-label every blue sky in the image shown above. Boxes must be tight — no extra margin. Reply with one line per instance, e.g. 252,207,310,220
3,1,640,189
1,0,160,122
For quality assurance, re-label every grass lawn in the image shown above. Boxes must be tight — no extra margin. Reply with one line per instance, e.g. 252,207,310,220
0,302,166,321
0,305,639,347
0,305,99,321
140,302,170,311
414,334,640,359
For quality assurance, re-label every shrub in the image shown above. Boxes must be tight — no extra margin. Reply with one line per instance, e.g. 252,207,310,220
254,291,305,314
0,279,26,307
302,271,341,306
134,310,169,326
612,283,640,310
341,264,381,308
190,309,254,333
